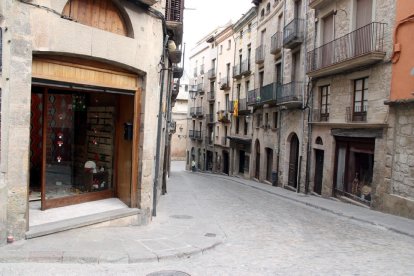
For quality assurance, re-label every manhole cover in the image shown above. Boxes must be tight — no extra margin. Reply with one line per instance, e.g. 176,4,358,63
170,215,193,219
146,271,191,276
204,233,216,237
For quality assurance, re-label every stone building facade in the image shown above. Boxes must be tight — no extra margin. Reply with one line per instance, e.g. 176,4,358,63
307,0,395,208
186,0,413,219
171,79,189,161
380,0,414,219
0,0,184,244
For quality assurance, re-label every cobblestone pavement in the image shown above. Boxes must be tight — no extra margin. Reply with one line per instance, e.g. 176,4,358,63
1,162,414,275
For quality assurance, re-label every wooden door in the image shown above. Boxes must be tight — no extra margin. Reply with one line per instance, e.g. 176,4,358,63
255,141,260,179
355,0,373,55
288,134,299,188
115,95,134,206
314,150,324,195
266,148,273,182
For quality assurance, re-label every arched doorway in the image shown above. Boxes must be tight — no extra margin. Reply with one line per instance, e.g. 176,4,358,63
288,134,299,188
255,140,260,180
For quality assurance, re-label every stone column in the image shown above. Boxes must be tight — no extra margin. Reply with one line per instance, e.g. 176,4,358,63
2,1,33,242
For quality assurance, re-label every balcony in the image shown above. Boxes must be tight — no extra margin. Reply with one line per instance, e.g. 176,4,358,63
278,82,303,108
307,22,386,78
206,114,215,124
195,106,204,117
311,109,329,122
270,32,283,55
233,64,242,79
220,77,231,90
346,105,367,122
189,84,197,92
172,64,183,79
169,45,182,64
207,91,215,102
260,82,283,105
208,68,216,79
165,0,184,45
255,45,265,64
241,60,251,76
238,98,250,114
247,89,260,106
197,83,205,94
200,64,205,75
190,107,196,117
309,0,331,10
283,18,305,49
217,110,231,123
189,130,202,140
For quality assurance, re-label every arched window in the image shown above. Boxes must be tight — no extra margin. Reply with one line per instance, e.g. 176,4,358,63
316,137,323,145
62,0,130,37
261,9,265,19
266,3,271,14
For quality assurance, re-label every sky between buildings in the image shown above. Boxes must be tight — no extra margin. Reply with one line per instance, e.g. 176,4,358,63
182,0,254,79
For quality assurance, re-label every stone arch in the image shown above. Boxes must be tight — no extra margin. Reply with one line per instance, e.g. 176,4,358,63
62,0,133,38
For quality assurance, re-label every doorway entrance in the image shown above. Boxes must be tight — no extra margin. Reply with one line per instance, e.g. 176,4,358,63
29,57,141,210
314,149,324,195
288,134,299,188
239,150,246,174
255,140,260,180
223,151,229,175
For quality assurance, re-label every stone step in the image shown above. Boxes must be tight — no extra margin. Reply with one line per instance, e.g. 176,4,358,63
26,208,142,239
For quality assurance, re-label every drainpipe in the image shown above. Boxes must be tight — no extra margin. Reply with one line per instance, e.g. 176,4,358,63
153,34,170,216
305,11,319,195
277,0,287,188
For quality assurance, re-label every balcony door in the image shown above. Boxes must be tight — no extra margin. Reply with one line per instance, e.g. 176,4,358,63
355,0,373,55
321,14,334,67
288,134,299,188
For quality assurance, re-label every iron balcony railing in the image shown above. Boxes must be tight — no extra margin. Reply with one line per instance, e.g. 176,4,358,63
195,106,203,116
207,91,215,101
247,89,259,106
197,83,205,93
312,108,329,122
270,31,283,54
165,0,184,23
346,105,368,122
255,45,265,64
307,22,386,73
189,130,195,139
241,59,251,75
283,18,305,47
195,130,202,140
229,101,236,113
189,84,197,92
190,107,197,117
220,77,230,90
260,82,283,104
279,82,303,104
233,64,242,79
206,114,215,124
239,98,249,112
208,68,216,79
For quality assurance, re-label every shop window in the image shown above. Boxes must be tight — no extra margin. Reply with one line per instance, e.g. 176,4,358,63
29,89,135,207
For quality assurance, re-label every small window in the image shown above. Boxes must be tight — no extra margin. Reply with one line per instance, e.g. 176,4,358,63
240,31,243,39
236,117,240,134
248,23,252,33
244,117,248,135
220,45,223,54
273,112,278,128
228,39,231,50
261,9,265,19
266,3,270,14
264,113,269,127
185,85,188,92
256,113,263,127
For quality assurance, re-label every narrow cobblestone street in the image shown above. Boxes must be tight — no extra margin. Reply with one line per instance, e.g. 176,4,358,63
1,162,414,275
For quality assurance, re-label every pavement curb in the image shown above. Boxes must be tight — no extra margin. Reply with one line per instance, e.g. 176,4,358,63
0,240,224,264
198,172,414,239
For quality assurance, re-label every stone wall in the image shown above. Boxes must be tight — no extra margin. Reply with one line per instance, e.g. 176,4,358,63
376,104,414,219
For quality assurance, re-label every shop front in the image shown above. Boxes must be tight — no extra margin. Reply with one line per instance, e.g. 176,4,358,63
333,129,382,205
30,57,141,210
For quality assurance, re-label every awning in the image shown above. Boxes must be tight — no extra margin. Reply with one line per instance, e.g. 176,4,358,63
227,136,252,145
331,128,383,139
